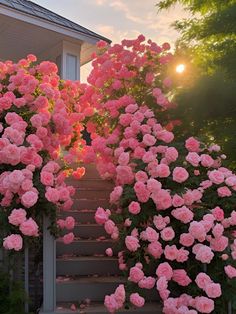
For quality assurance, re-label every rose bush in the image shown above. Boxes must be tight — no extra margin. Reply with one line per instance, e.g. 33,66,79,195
85,36,236,313
0,55,89,250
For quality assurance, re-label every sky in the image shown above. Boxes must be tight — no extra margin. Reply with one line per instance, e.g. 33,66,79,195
31,0,188,81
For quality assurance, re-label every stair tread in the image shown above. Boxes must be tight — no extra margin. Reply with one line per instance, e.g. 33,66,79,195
57,238,113,243
56,302,162,313
56,276,125,283
57,256,117,261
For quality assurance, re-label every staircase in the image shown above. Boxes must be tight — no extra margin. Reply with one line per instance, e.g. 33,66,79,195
51,164,162,313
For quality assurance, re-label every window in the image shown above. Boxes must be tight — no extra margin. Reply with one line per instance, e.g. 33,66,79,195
56,55,62,76
66,53,77,80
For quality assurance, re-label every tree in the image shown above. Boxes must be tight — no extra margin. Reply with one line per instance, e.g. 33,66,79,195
156,0,236,167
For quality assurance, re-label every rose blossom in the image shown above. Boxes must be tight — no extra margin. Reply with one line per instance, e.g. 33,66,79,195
161,227,175,241
125,236,140,252
179,233,194,247
21,191,38,208
147,241,163,259
3,234,23,251
200,154,214,168
211,206,224,221
185,137,200,152
20,218,39,236
40,171,54,186
224,265,236,278
195,296,214,313
156,164,170,178
217,186,232,197
130,293,145,308
64,216,75,230
195,273,212,290
164,245,178,261
172,269,192,286
208,170,224,184
173,167,189,183
128,266,144,283
63,232,74,244
138,276,155,289
195,245,214,264
128,201,141,215
156,262,173,280
205,283,222,298
171,206,193,224
8,208,27,226
186,152,200,167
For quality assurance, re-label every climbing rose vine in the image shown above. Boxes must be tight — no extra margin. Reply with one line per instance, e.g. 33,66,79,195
0,55,89,250
84,36,236,313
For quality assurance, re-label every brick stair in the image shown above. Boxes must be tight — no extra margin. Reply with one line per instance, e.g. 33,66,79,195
55,164,162,314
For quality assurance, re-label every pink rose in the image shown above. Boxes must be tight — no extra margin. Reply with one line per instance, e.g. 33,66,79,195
64,216,75,230
135,171,148,182
45,187,59,203
21,191,38,208
125,236,140,252
152,189,172,210
128,201,141,215
95,207,110,225
20,218,39,236
143,134,156,146
156,164,170,178
224,265,236,278
205,283,221,298
172,269,192,286
8,208,27,226
110,186,123,204
105,248,113,257
104,219,116,235
173,167,189,183
195,245,214,264
195,296,214,313
185,137,200,152
57,219,65,229
161,227,175,241
211,206,224,221
165,147,178,162
164,245,178,261
179,233,194,247
147,178,162,193
217,186,232,197
118,152,130,166
208,170,224,185
147,241,163,259
186,152,200,167
40,171,54,186
63,232,74,244
156,276,168,291
189,221,206,242
172,194,184,207
130,293,145,308
129,266,144,283
156,262,173,280
138,276,155,289
200,154,214,168
171,206,193,224
3,234,23,251
116,165,134,185
195,273,213,290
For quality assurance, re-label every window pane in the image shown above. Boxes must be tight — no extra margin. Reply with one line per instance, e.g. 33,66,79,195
66,54,77,80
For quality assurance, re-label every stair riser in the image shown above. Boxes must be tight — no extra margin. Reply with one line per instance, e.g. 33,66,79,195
57,259,120,276
61,225,107,238
70,179,114,190
59,211,96,223
73,189,112,199
71,199,111,210
56,241,117,256
56,281,123,302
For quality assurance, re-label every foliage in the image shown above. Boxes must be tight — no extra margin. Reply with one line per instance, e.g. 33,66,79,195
85,37,236,313
156,0,236,168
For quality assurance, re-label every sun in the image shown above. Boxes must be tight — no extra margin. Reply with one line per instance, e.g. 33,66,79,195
176,64,186,74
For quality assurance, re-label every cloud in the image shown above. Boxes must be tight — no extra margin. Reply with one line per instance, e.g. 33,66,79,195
94,0,107,5
96,23,140,43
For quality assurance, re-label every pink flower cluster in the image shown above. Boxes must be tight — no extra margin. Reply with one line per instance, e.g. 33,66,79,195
0,55,90,250
88,37,236,313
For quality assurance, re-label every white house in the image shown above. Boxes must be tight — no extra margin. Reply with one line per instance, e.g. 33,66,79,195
0,0,111,80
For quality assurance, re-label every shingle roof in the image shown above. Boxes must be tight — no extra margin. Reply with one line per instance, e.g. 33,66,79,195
0,0,111,43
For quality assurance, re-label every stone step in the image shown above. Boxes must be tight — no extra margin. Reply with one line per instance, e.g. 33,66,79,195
56,302,163,314
56,239,117,256
56,256,120,276
72,178,114,190
56,276,125,302
74,188,112,200
59,210,96,223
71,199,111,210
62,224,107,238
